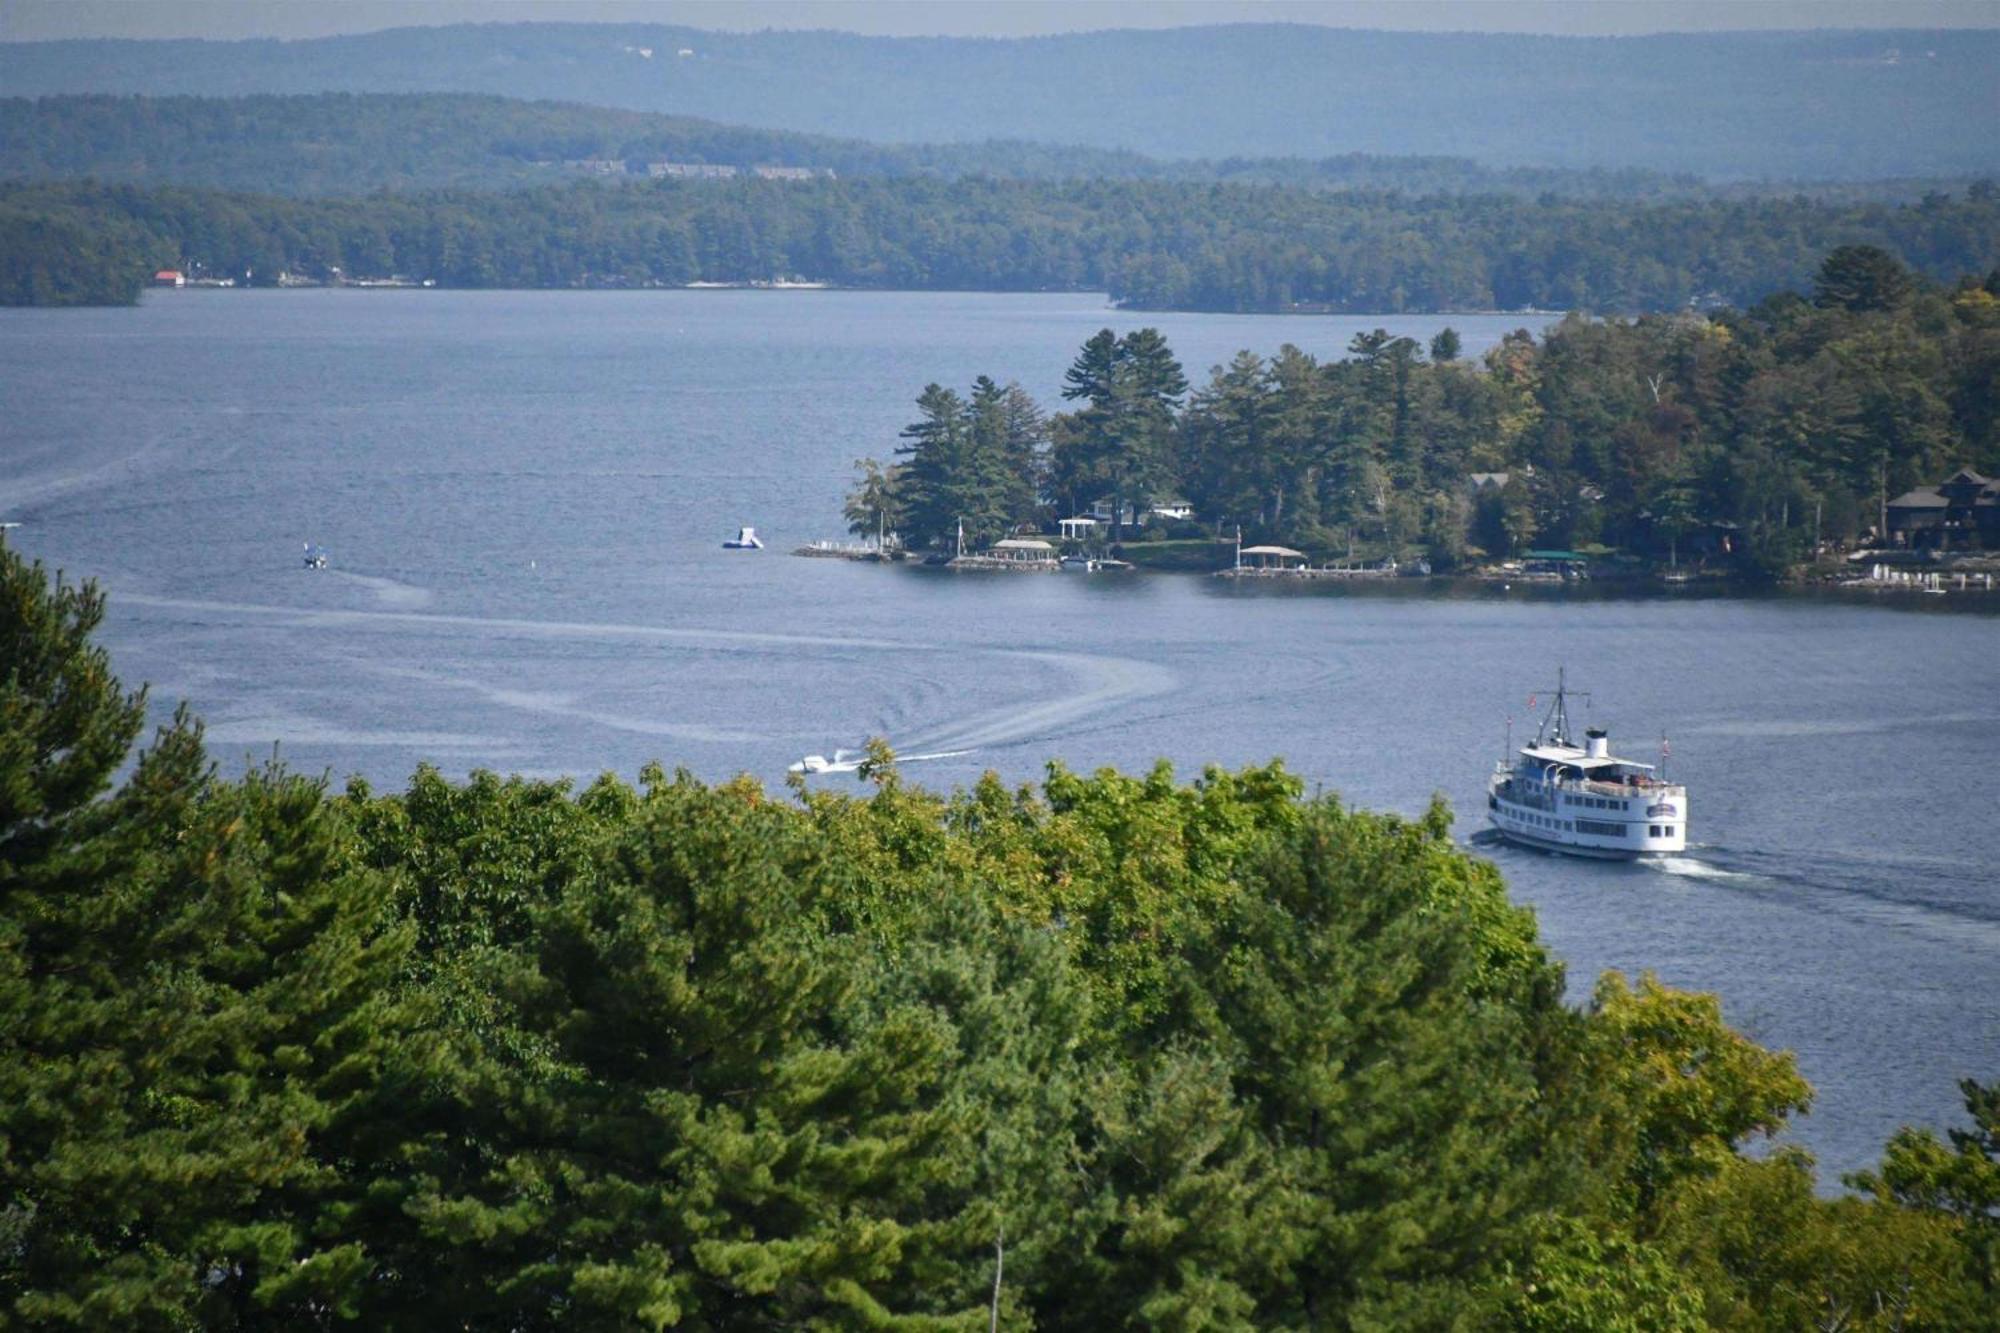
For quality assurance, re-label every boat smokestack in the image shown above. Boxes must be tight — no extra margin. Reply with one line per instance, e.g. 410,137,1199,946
1585,728,1609,759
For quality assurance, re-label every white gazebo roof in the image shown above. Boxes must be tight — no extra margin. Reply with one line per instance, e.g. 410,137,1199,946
1238,545,1305,558
993,538,1055,551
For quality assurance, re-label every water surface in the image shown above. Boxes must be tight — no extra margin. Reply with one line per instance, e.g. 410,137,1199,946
4,289,1994,1183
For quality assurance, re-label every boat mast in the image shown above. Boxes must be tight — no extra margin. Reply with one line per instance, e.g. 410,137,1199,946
1533,666,1589,747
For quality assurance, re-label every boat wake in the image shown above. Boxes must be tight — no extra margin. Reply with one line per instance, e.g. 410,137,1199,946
1643,853,1766,884
324,570,433,609
1650,844,2000,950
894,650,1176,754
114,593,1173,775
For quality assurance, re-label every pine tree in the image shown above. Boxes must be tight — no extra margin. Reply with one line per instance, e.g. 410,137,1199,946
0,541,417,1327
894,382,971,551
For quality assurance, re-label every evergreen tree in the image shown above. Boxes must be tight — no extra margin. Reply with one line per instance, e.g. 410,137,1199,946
842,455,904,548
1813,244,1916,312
893,382,973,551
0,541,414,1327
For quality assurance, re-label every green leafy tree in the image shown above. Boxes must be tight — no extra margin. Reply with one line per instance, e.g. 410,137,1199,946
1855,1078,2000,1311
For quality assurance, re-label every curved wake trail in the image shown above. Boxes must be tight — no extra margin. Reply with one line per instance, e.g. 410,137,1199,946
892,650,1178,754
116,592,912,654
118,594,1180,767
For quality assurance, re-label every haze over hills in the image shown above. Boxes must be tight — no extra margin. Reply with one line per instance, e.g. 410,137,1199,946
1,92,1875,201
3,22,1996,180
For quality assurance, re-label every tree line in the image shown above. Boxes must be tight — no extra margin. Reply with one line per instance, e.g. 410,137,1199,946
860,249,2000,572
2,537,1996,1328
19,91,1961,204
3,173,1998,313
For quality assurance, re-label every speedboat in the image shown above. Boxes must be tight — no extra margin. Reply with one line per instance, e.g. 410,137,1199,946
723,526,764,550
789,748,863,775
1486,670,1686,859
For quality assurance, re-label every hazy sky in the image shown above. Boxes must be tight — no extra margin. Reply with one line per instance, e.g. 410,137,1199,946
6,0,1999,42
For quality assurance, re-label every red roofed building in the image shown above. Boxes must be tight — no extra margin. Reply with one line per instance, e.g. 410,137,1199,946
152,269,184,287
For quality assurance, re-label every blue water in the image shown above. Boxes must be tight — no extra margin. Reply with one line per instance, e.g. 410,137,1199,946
4,288,1995,1184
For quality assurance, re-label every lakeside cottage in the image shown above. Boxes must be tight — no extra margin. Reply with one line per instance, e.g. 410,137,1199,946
1886,467,2000,549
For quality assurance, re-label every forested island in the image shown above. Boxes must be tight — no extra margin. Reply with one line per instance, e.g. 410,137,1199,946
3,537,1998,1328
851,250,2000,576
4,172,1998,312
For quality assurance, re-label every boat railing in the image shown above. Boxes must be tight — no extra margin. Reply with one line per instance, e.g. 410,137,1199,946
1578,777,1675,797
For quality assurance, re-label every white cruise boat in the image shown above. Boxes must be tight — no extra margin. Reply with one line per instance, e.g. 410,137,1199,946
1487,672,1686,859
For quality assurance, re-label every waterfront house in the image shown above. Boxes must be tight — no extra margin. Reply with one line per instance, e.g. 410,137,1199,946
1887,468,2000,549
1886,486,1949,543
152,269,184,287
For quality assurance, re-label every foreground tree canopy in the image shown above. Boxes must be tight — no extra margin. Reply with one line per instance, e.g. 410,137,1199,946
1,541,1994,1328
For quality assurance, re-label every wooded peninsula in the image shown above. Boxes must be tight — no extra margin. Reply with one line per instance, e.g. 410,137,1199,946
852,250,2000,577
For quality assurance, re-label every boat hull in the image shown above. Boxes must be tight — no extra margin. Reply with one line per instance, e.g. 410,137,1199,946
1486,819,1659,860
1487,776,1686,858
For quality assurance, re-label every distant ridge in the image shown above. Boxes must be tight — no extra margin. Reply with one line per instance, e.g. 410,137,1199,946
2,22,1996,179
0,93,1759,200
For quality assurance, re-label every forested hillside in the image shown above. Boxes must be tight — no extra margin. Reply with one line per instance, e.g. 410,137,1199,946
2,540,1996,1327
4,174,1997,313
0,92,1738,200
866,251,2000,575
3,23,1995,178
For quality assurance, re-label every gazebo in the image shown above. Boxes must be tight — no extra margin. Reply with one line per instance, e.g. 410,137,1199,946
1237,544,1307,571
1058,517,1099,540
989,538,1058,565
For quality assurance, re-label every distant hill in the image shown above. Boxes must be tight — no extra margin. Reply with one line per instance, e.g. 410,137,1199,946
1,24,1995,180
3,94,1983,206
0,93,1730,200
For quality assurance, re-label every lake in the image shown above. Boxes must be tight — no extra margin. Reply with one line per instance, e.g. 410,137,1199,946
3,288,1995,1184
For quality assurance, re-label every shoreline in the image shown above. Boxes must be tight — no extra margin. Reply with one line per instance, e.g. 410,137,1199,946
794,547,2000,608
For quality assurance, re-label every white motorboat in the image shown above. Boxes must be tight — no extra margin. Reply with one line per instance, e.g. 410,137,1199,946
1487,671,1686,858
789,748,863,775
723,526,764,550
